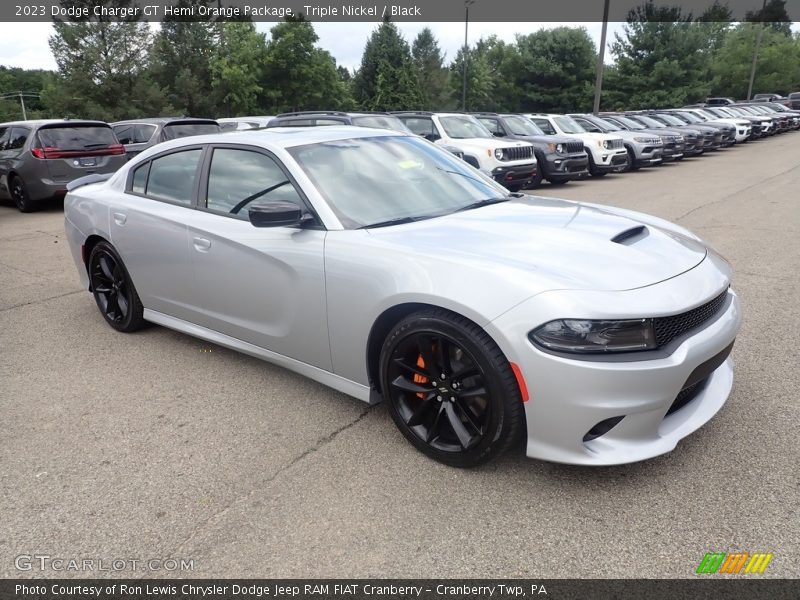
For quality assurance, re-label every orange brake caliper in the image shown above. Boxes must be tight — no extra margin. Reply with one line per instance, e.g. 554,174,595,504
414,355,428,399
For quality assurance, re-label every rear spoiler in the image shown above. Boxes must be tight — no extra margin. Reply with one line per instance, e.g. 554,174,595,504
66,172,114,192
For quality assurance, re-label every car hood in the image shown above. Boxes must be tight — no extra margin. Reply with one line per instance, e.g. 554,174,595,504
564,131,620,142
441,138,531,152
367,196,707,292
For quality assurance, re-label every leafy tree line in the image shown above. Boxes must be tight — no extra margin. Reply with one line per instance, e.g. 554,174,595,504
0,0,798,123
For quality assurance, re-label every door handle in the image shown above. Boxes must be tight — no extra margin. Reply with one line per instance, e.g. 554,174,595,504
113,212,127,226
193,237,211,252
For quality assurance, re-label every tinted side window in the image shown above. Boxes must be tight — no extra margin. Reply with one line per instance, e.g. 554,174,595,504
131,162,149,194
401,118,439,140
531,118,556,135
133,125,155,143
7,127,30,150
145,149,202,205
205,148,303,220
113,125,134,144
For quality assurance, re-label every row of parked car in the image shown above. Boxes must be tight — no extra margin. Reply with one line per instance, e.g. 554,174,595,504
1,100,798,212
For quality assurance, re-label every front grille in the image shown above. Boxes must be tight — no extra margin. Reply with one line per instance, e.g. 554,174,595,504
566,141,584,154
606,138,623,150
502,146,533,161
653,289,728,347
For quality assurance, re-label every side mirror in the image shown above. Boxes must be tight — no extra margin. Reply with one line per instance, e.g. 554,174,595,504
424,133,440,142
492,131,506,137
248,201,303,228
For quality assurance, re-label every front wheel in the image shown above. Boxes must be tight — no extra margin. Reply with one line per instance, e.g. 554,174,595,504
587,154,607,177
379,309,525,468
626,147,640,171
88,241,145,332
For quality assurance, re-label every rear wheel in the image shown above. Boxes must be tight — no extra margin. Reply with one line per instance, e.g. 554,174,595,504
380,309,525,468
525,169,543,189
10,176,35,213
88,241,145,332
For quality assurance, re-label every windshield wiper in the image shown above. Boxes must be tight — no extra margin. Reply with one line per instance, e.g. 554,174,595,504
455,196,516,212
358,215,427,229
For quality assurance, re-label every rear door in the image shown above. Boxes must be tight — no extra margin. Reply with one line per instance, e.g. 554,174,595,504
109,146,205,322
34,123,127,185
0,127,11,197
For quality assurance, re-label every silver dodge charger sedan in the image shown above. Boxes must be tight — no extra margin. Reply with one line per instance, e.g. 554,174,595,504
64,127,741,467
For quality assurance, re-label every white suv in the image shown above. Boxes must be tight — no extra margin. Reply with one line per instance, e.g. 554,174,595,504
525,113,628,177
393,112,538,191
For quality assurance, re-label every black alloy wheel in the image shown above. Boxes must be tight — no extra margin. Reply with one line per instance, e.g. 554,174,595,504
380,309,525,467
10,176,34,213
88,242,145,332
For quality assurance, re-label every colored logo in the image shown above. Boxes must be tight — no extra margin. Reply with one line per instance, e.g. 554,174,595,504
696,552,774,574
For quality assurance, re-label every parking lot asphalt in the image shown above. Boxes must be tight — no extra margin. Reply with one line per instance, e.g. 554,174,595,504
1,134,798,579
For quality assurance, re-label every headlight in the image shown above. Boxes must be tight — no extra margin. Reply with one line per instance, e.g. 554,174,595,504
556,143,564,153
529,318,657,353
601,140,610,149
676,135,684,142
494,148,504,160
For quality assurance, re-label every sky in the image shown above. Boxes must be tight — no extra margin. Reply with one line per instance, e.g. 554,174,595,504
0,21,626,73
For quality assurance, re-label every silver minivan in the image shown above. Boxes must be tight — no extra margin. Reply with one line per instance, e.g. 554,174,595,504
111,117,220,160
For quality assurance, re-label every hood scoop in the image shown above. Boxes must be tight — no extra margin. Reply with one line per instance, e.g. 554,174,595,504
611,225,649,245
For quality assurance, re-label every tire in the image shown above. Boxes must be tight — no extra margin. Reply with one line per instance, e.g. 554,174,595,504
525,169,543,190
10,176,35,213
88,241,145,333
587,154,607,177
379,308,525,468
626,147,640,171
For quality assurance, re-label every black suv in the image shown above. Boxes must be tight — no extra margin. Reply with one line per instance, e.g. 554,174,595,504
470,112,588,185
0,119,127,212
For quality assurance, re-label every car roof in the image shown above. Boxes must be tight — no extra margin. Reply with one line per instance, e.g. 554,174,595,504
143,125,411,152
0,119,110,128
111,117,218,126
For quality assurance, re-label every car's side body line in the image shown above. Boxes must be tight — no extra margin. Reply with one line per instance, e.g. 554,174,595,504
142,308,375,405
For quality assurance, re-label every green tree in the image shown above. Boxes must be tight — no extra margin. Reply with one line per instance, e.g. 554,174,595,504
411,27,450,109
150,1,219,117
353,22,422,110
474,36,522,111
262,18,353,112
210,22,266,117
47,5,166,120
514,27,596,112
711,24,800,98
745,0,792,36
606,3,711,109
449,45,493,111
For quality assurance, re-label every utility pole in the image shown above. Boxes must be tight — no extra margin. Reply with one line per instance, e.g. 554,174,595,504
592,0,611,114
461,0,475,112
746,0,767,101
19,92,27,121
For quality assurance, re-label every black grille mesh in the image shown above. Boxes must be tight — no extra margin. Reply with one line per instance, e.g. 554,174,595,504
503,146,534,161
666,378,707,416
566,141,584,153
654,289,729,347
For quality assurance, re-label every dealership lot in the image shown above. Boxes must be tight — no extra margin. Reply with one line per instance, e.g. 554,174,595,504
1,134,798,578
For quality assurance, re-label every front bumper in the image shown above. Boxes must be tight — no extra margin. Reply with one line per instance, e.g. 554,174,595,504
545,153,589,179
491,162,537,188
632,144,663,166
487,254,741,465
593,148,628,173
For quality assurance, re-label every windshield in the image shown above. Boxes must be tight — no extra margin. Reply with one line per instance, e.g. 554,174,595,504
288,136,509,229
611,116,644,130
631,115,664,128
37,125,118,150
698,110,720,120
163,123,220,140
352,116,412,133
656,114,685,126
554,116,586,134
504,115,543,136
438,116,493,139
679,112,703,123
